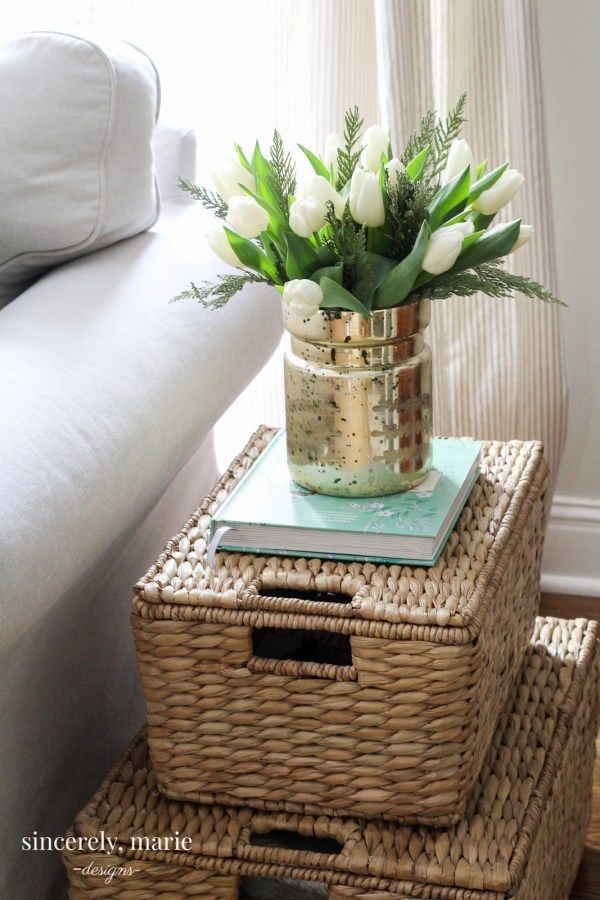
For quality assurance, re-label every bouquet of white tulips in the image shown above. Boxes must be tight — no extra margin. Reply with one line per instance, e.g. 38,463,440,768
175,95,562,316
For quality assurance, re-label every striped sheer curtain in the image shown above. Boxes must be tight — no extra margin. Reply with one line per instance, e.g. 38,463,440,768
218,0,567,488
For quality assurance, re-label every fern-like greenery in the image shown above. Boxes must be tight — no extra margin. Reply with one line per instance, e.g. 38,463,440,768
400,109,436,169
386,172,433,262
178,177,228,218
268,130,296,216
170,271,270,309
400,93,467,184
335,106,364,189
323,204,371,298
410,262,566,306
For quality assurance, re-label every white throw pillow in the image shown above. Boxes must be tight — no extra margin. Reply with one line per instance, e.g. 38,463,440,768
0,31,161,307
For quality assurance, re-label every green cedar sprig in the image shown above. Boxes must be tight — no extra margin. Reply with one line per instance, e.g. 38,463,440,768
400,93,468,184
178,177,227,218
410,262,566,306
386,172,433,262
335,106,364,189
170,271,271,309
267,130,297,216
324,204,373,300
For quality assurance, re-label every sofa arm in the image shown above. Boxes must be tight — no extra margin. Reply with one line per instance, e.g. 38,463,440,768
153,123,197,201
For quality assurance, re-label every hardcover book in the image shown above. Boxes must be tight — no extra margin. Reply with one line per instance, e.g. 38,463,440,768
209,431,483,566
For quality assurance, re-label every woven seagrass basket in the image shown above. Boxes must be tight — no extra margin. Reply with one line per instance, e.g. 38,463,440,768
65,618,600,899
131,427,549,825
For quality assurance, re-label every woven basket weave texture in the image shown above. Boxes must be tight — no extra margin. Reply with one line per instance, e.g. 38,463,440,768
131,428,548,824
64,617,599,899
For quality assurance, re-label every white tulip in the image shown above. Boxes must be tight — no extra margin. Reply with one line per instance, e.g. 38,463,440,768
283,279,323,318
385,157,404,186
323,132,343,176
225,196,269,239
360,124,389,172
422,222,473,275
349,168,385,227
447,220,475,238
303,174,345,218
473,169,524,215
211,156,255,202
289,174,345,236
289,197,328,237
510,223,534,252
206,226,242,268
443,139,475,184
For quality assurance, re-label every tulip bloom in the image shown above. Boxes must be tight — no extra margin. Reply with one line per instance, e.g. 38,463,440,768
385,157,404,186
360,124,389,172
226,196,269,239
510,223,534,252
349,168,385,227
211,156,255,202
304,174,345,218
206,226,242,268
283,279,323,318
474,169,524,215
443,139,475,184
289,198,328,237
289,175,345,236
422,221,474,275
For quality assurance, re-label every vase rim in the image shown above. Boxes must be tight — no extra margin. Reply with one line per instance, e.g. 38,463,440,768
283,297,431,346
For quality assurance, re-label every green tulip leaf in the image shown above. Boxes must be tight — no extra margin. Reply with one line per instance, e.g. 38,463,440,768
354,252,397,309
469,162,509,202
427,165,472,230
476,159,488,178
284,231,320,280
315,244,337,267
250,141,289,233
224,227,278,280
374,221,431,309
460,229,485,253
405,147,429,182
450,219,521,274
470,211,496,232
234,143,252,172
260,231,284,284
298,144,330,180
319,277,370,317
239,184,288,233
310,263,343,285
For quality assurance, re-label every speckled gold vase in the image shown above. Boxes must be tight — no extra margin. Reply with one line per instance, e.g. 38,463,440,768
283,299,432,497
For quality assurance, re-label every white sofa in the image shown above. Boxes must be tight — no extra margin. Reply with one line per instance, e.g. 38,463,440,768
0,121,281,898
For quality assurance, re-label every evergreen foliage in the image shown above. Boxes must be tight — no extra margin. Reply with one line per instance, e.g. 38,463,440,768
177,177,227,218
171,271,270,309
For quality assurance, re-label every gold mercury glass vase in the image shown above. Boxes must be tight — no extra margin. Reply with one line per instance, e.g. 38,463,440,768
283,298,432,497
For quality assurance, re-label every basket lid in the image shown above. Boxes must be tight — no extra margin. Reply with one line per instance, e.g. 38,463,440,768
134,427,547,637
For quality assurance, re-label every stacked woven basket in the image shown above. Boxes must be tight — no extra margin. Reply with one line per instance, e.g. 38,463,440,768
63,427,600,898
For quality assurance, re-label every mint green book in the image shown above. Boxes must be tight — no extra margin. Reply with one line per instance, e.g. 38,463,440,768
209,431,483,566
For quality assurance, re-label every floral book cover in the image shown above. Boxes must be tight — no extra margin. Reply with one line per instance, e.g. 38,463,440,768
210,431,482,564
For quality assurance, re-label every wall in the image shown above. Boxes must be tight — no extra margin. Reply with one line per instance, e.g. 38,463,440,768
538,0,600,596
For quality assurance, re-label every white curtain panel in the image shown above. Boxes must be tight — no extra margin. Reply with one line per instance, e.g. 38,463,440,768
221,0,566,488
374,0,566,485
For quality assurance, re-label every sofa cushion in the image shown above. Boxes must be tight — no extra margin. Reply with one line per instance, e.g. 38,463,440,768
0,31,160,308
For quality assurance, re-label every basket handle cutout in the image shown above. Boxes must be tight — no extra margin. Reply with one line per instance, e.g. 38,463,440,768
249,828,343,855
259,587,352,605
248,626,357,681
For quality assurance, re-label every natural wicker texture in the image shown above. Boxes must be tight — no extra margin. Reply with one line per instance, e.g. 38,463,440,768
64,617,599,899
131,428,548,824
